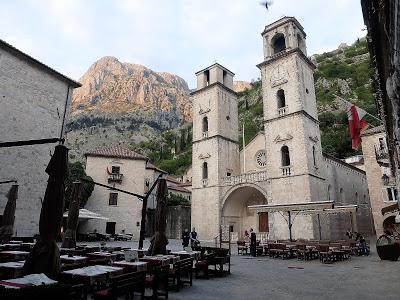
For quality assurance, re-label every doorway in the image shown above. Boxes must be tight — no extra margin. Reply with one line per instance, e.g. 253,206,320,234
259,212,269,232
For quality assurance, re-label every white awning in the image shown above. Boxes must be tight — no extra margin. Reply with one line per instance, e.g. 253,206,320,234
63,209,109,220
248,201,334,213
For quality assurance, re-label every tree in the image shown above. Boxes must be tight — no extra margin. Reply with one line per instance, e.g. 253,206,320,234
64,162,94,210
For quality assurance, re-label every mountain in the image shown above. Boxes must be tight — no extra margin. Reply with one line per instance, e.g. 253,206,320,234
71,56,192,121
233,81,252,93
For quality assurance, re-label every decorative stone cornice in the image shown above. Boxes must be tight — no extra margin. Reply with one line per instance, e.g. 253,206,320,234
193,135,239,145
274,134,293,143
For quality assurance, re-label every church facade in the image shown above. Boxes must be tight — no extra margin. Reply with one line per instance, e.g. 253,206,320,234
191,17,374,241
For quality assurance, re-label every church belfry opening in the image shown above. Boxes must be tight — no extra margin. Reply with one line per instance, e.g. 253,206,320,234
277,89,286,109
281,146,290,167
271,33,286,54
202,162,208,179
202,117,208,134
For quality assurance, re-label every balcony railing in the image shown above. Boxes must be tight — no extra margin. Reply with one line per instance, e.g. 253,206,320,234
221,171,268,186
202,131,209,138
108,173,123,183
281,166,292,176
277,106,287,116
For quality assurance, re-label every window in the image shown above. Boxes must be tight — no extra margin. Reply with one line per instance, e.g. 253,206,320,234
297,33,305,50
387,187,398,202
202,162,208,179
378,137,386,150
312,146,316,166
111,166,120,174
205,70,210,86
281,146,290,167
255,150,267,167
355,192,358,204
271,33,286,54
202,117,208,133
223,69,228,85
277,89,286,108
339,188,345,203
109,192,118,206
106,222,116,235
227,172,231,177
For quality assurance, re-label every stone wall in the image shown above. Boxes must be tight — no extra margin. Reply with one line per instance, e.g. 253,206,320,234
166,205,191,239
0,46,75,237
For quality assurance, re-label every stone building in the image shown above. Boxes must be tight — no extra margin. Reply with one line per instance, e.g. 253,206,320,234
82,145,192,239
0,39,80,237
191,17,374,241
361,126,398,236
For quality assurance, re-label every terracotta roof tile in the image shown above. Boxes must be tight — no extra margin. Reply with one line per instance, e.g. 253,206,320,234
168,185,191,193
85,145,148,160
146,162,167,174
361,125,385,136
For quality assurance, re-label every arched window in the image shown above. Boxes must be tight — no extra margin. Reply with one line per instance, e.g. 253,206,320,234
281,146,290,167
202,117,208,133
202,162,208,179
271,33,286,54
327,184,332,200
313,146,317,166
277,89,286,108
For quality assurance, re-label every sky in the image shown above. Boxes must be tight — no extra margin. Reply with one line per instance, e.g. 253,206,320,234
1,0,366,88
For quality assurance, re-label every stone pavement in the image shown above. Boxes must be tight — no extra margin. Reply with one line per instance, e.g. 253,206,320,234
77,239,400,300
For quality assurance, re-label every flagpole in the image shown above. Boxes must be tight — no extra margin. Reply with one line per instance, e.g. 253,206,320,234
334,94,382,123
242,123,246,173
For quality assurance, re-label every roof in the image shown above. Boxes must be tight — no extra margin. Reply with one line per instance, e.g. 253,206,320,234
0,39,81,88
361,125,385,136
323,153,366,175
168,185,191,193
261,16,306,37
179,182,192,187
146,162,167,174
165,175,182,185
195,63,235,76
85,145,148,161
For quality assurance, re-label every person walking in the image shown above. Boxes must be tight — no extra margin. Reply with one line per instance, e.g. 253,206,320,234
250,228,257,257
190,227,199,247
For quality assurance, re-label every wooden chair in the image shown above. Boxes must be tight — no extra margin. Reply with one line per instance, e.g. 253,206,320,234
93,271,145,300
237,241,248,255
145,265,169,299
169,257,193,291
318,244,334,263
195,253,214,279
296,244,310,260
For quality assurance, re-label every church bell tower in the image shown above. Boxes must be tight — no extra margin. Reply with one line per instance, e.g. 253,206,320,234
190,63,240,240
258,17,326,239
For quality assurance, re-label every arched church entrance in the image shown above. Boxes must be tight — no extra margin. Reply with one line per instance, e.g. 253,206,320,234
221,185,268,240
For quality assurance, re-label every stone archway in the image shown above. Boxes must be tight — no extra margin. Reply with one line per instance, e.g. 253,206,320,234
221,185,268,240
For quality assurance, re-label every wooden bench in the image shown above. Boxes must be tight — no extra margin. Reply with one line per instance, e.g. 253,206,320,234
93,271,145,300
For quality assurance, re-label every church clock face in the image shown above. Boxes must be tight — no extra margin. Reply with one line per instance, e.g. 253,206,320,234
255,150,267,168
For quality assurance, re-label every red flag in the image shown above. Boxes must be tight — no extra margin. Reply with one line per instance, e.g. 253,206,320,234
347,104,368,149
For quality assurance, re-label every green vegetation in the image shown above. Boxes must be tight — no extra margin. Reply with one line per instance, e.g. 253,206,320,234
130,124,192,175
65,161,95,210
167,193,191,206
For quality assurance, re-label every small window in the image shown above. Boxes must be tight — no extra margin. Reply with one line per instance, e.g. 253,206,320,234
111,166,120,174
202,162,208,179
312,146,316,166
109,192,118,206
387,187,398,202
277,89,286,109
281,146,290,167
223,69,227,85
205,70,210,86
227,172,231,177
378,138,386,150
327,185,332,200
202,117,208,133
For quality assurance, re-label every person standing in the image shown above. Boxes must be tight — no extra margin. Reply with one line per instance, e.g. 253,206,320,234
250,228,257,257
190,227,199,247
182,228,190,248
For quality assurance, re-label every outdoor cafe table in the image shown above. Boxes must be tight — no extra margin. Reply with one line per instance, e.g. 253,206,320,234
170,250,201,261
0,260,25,279
129,248,148,258
139,256,171,267
60,255,88,264
87,251,118,261
0,244,23,250
0,273,57,289
61,265,123,285
112,261,148,272
0,250,30,260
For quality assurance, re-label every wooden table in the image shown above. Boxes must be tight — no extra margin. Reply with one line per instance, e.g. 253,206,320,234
87,251,117,261
0,250,30,260
61,265,123,285
112,261,148,272
139,256,171,266
0,273,57,289
60,255,88,264
0,260,25,278
170,251,201,261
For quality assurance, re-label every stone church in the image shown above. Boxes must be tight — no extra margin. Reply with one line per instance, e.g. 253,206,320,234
190,17,374,241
